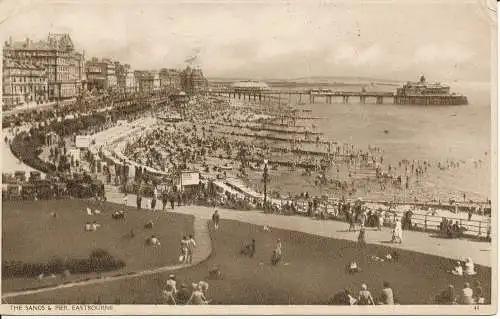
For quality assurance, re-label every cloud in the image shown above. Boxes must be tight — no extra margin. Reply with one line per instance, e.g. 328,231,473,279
327,44,383,66
414,44,476,64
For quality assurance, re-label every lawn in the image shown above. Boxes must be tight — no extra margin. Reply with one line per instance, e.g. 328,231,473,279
2,200,194,292
7,218,491,305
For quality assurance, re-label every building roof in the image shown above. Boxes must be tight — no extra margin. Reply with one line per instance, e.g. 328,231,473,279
231,80,269,89
5,33,75,51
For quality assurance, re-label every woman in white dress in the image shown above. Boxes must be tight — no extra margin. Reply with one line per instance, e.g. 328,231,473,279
464,257,477,275
392,218,403,244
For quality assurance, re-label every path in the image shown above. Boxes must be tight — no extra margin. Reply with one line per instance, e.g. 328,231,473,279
2,128,45,177
107,189,492,268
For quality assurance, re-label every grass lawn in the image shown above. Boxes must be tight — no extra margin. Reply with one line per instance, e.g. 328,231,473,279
7,218,491,305
2,200,194,292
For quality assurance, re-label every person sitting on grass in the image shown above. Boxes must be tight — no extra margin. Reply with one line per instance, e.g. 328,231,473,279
240,238,256,257
208,264,222,280
176,284,191,305
459,282,474,305
379,281,395,305
198,281,209,298
463,257,477,276
358,284,375,305
451,261,464,276
84,222,93,232
162,274,177,305
187,283,209,305
147,235,161,247
331,289,357,305
144,220,154,229
474,280,485,304
91,221,101,231
435,284,456,305
271,239,283,265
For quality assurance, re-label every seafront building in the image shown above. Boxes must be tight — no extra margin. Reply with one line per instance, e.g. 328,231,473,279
85,58,118,93
2,33,208,107
134,70,161,94
180,67,208,95
2,59,49,106
2,33,86,106
159,68,182,90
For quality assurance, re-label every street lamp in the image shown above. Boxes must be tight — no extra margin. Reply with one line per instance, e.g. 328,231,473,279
263,159,269,212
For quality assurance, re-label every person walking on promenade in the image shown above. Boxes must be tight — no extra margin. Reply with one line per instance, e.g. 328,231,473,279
392,218,403,244
161,190,168,210
123,193,128,207
151,187,158,211
212,210,220,230
377,210,384,231
170,193,175,210
358,225,366,248
348,209,356,232
136,195,142,210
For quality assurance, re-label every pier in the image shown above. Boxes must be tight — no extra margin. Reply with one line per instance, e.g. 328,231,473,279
205,87,468,106
206,88,395,105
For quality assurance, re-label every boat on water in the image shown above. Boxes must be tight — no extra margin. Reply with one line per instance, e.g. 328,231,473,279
394,75,468,105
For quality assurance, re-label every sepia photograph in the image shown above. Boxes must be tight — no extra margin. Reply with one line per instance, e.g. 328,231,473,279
0,0,497,315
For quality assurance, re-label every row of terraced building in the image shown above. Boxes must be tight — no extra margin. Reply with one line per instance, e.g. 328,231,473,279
2,33,207,108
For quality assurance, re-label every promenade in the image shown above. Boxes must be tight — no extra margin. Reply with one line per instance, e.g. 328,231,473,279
107,188,493,267
2,128,45,177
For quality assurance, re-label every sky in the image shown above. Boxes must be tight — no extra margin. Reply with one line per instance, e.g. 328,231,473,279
0,0,496,82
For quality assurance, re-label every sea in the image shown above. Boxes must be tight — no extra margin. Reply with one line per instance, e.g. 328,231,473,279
283,82,493,201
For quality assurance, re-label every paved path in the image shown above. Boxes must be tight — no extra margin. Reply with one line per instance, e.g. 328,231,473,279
2,177,493,300
2,207,212,300
2,128,45,177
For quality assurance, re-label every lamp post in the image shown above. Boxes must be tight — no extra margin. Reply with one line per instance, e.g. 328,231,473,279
263,159,269,211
